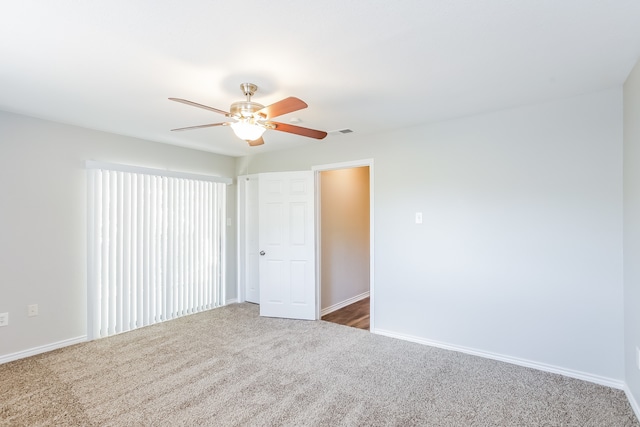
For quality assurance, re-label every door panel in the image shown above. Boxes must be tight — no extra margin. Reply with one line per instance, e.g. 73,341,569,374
290,261,308,304
264,259,284,303
259,171,316,320
290,203,306,244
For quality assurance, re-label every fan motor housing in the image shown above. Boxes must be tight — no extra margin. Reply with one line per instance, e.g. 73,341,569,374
230,101,264,119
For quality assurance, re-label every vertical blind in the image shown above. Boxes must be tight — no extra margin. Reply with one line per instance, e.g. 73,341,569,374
86,162,229,340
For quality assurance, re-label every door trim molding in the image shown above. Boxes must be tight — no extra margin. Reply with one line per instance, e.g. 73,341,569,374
236,174,259,304
312,159,375,331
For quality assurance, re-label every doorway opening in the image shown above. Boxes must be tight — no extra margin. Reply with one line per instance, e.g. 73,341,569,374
315,163,372,331
236,159,374,330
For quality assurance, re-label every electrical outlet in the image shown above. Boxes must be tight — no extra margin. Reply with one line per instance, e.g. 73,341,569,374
637,347,640,371
0,312,8,327
28,304,38,317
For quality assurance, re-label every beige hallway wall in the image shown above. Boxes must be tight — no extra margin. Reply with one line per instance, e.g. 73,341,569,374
320,167,370,311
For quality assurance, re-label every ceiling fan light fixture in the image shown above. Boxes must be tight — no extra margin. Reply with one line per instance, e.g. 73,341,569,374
170,82,327,143
230,120,266,141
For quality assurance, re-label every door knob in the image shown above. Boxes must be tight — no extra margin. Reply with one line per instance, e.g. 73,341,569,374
260,251,266,256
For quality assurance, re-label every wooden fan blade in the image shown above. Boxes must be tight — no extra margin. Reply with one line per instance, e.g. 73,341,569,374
171,122,228,132
169,98,229,116
269,122,328,139
247,137,265,147
255,97,307,119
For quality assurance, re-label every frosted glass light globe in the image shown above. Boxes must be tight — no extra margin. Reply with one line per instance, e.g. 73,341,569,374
230,121,266,141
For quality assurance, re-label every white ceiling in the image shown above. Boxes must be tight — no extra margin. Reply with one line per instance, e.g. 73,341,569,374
1,1,640,157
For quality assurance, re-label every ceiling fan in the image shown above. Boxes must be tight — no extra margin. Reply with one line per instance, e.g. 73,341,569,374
169,83,327,146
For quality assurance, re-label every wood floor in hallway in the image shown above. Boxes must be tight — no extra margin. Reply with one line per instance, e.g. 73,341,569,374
321,297,370,331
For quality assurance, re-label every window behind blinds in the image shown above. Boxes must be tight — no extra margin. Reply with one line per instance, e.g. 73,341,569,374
86,162,229,339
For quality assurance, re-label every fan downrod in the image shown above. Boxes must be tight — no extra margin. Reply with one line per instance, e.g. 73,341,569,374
240,83,258,100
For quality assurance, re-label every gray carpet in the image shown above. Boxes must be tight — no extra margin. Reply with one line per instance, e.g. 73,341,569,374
1,303,638,426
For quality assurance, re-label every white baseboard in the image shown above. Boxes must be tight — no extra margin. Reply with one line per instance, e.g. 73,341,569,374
0,302,239,366
374,329,624,390
0,335,87,365
321,291,370,317
625,385,640,422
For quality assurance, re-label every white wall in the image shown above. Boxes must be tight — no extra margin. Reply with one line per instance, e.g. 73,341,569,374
238,88,624,383
624,58,640,410
320,167,370,310
0,111,237,359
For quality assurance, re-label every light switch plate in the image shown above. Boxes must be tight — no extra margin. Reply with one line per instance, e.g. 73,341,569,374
415,212,423,224
28,304,38,317
0,312,8,327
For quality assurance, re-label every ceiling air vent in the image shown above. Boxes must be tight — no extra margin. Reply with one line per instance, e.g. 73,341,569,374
328,128,354,136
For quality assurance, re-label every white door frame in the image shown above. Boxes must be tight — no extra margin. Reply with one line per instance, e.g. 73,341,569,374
312,159,374,332
236,174,259,304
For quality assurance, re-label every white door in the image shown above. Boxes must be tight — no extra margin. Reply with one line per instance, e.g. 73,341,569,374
259,171,316,320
